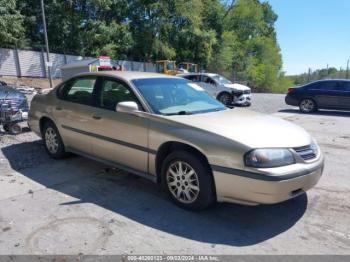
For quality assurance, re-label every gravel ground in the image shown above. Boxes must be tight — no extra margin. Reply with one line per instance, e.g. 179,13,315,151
250,93,295,113
0,93,349,255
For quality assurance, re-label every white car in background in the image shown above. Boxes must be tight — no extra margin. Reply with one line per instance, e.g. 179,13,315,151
178,73,251,106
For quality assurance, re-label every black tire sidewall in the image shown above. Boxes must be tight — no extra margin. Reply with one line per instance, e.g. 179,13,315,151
3,124,10,132
42,121,67,159
9,123,22,135
218,92,232,105
161,150,216,211
299,98,317,113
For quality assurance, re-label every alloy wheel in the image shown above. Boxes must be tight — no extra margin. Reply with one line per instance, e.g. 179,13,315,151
166,161,200,204
300,99,315,113
45,127,59,154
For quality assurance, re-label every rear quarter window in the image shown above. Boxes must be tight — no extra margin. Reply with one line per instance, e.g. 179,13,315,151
57,77,96,106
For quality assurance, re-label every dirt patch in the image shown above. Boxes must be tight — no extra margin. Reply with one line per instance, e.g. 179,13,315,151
0,76,61,90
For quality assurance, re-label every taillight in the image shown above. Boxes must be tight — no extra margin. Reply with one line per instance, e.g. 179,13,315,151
288,88,294,94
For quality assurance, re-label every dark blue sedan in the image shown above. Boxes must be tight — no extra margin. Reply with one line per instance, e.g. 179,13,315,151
285,79,350,113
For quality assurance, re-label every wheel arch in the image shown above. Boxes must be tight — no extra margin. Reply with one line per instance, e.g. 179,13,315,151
155,141,212,184
216,91,232,105
299,97,318,109
216,91,231,99
39,116,56,136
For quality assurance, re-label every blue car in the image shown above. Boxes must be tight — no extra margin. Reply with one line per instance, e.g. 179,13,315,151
285,79,350,113
0,81,29,133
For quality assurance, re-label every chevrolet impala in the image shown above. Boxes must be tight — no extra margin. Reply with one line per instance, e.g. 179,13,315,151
28,71,324,210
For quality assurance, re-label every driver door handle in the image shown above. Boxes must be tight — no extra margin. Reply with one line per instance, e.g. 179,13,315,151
55,107,62,111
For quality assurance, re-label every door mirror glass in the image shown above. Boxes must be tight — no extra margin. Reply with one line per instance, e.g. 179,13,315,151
116,101,139,113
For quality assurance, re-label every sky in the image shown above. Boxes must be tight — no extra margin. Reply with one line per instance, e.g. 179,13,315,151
265,0,350,75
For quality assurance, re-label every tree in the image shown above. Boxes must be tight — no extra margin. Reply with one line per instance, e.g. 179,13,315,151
0,0,25,48
17,0,131,56
222,0,283,91
7,0,288,92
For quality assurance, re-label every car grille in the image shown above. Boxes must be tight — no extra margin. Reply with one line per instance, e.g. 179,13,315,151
293,145,317,160
232,90,251,95
0,98,27,112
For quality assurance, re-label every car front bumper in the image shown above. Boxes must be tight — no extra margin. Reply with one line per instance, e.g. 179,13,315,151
212,155,324,205
232,93,251,106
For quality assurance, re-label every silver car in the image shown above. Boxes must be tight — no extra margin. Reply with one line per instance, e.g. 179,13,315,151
28,71,324,210
178,73,252,106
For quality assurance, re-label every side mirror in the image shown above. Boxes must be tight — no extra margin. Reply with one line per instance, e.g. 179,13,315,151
116,101,139,114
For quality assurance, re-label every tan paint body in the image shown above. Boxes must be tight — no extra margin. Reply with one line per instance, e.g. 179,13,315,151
28,71,324,205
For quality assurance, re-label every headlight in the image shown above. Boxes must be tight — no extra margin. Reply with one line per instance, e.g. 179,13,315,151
310,141,319,156
244,149,295,168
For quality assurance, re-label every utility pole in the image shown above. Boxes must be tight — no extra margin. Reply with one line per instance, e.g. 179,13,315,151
40,0,53,88
308,68,311,83
346,59,349,79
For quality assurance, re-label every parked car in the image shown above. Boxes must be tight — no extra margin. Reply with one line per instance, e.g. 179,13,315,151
178,73,251,106
29,72,324,210
0,84,29,133
285,79,350,113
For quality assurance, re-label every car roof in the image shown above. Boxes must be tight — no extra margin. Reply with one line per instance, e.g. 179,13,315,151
70,71,179,82
306,79,350,85
177,72,217,77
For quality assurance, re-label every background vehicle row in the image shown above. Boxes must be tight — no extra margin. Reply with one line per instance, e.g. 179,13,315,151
178,73,252,107
285,79,350,113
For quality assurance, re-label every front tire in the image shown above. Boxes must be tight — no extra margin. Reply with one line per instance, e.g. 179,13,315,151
217,92,232,106
299,98,317,113
161,151,216,211
42,121,68,159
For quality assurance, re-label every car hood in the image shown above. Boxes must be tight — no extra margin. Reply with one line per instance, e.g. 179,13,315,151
163,108,312,148
0,86,26,100
224,83,250,91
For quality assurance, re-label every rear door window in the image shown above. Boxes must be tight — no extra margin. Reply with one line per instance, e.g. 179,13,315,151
186,75,201,82
318,81,340,91
201,76,216,85
341,82,350,91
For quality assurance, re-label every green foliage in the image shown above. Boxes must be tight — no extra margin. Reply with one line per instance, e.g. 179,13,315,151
1,0,290,92
221,0,283,92
0,0,25,48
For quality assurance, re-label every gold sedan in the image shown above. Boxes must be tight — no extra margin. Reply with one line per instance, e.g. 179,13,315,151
28,71,324,210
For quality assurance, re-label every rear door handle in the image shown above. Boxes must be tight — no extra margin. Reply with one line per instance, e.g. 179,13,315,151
92,115,102,120
55,107,62,111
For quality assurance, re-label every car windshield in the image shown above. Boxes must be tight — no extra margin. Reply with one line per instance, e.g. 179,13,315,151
132,78,226,115
211,74,232,85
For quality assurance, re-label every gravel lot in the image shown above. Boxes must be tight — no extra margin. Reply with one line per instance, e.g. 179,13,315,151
0,93,349,255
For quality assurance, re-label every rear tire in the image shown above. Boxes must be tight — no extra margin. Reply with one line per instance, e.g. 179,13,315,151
42,121,69,159
9,123,22,135
299,98,317,113
3,124,10,132
161,150,216,211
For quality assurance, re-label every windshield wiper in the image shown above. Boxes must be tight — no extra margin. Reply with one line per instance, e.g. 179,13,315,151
164,111,193,116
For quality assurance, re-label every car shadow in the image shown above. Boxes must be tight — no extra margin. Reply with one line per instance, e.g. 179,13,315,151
1,141,308,247
279,108,350,117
